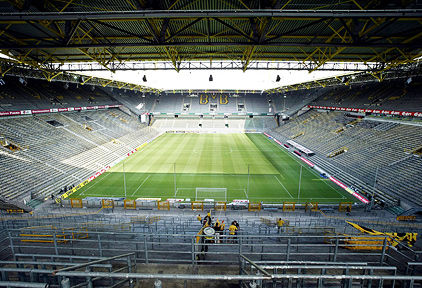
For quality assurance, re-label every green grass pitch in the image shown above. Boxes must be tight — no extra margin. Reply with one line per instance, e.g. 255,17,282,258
71,133,357,203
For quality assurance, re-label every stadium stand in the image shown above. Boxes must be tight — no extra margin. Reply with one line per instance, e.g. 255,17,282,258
271,88,327,116
309,76,422,113
151,116,277,132
0,76,119,111
0,105,159,203
106,89,156,115
0,208,421,287
142,93,273,114
139,91,317,116
1,1,422,287
269,109,422,207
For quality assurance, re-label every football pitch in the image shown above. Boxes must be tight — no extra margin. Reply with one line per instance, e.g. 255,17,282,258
71,133,356,203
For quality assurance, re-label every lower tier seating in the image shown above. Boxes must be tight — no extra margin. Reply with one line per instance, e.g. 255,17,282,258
270,110,422,206
0,109,159,201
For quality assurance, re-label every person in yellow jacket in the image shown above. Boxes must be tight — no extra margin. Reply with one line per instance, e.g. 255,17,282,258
277,218,285,234
213,219,220,229
229,221,238,243
197,214,202,223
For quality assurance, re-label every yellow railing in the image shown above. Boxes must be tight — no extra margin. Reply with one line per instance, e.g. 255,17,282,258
319,210,422,230
0,207,103,222
327,146,348,158
290,131,304,139
19,227,89,244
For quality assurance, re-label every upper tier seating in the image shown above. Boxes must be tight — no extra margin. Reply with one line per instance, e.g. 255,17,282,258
152,116,277,131
270,88,326,116
309,76,422,112
143,93,274,114
0,76,119,111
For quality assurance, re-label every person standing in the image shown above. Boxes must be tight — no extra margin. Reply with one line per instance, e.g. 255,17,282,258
220,220,226,243
197,214,202,223
213,219,221,243
203,212,212,226
229,221,238,243
277,218,285,234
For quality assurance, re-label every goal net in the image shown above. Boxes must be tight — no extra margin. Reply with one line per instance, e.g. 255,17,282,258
195,188,227,202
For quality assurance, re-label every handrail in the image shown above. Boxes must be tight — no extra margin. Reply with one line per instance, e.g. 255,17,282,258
0,281,47,288
0,207,104,222
240,254,271,276
259,265,396,270
53,271,422,281
319,210,422,230
7,228,394,239
55,271,271,281
52,252,135,275
0,260,112,268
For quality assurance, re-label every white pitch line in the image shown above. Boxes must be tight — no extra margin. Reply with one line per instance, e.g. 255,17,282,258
80,172,112,196
131,175,151,196
81,194,124,198
274,175,294,199
247,196,346,200
265,136,349,200
176,188,194,191
244,188,248,199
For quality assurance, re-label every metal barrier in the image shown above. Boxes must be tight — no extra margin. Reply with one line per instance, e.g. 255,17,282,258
0,281,48,287
1,228,422,287
157,201,170,210
0,252,135,288
248,203,261,212
5,228,399,266
124,200,136,210
53,252,136,288
3,259,414,288
238,254,422,288
2,213,420,268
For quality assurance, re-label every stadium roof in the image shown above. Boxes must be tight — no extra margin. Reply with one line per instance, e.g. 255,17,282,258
0,0,421,73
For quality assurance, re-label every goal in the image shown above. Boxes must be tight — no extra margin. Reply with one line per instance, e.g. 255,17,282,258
195,188,227,202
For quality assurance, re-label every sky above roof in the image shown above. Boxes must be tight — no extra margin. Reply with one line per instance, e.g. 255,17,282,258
82,67,345,91
0,53,356,90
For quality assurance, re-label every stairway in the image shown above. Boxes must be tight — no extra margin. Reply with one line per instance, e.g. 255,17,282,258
385,206,405,216
26,198,44,209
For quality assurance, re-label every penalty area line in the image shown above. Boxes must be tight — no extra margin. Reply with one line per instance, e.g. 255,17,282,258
274,175,293,199
265,136,348,200
131,175,151,196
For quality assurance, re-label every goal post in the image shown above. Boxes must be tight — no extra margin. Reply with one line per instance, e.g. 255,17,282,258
195,188,227,202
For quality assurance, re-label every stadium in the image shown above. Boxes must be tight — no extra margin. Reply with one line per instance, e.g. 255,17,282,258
0,0,421,287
